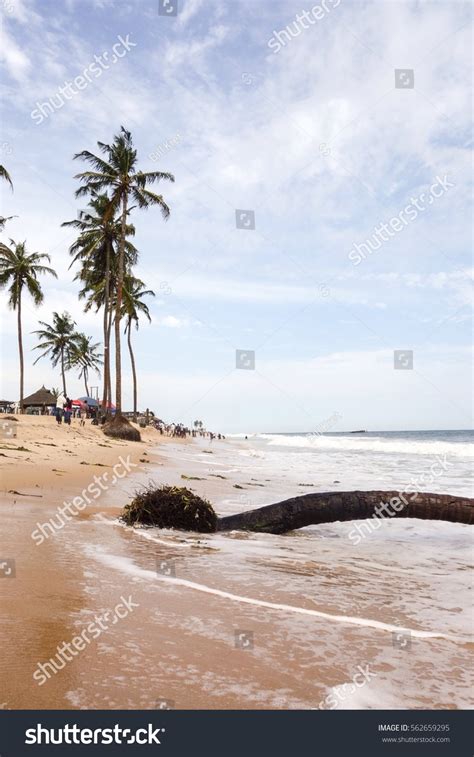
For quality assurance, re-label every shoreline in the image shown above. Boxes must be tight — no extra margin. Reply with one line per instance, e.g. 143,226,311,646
0,416,472,710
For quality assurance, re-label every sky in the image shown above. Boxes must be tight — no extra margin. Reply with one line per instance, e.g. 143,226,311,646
0,0,472,433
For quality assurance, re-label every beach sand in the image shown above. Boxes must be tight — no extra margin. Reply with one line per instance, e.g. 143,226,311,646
1,416,472,710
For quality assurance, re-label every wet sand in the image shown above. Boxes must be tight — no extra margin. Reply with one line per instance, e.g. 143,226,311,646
0,416,472,710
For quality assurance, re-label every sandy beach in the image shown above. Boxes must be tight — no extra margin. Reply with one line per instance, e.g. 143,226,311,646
0,415,472,711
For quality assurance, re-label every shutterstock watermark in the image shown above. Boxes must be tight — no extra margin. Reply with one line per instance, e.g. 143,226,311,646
310,411,342,439
31,34,137,125
25,723,163,746
316,664,377,709
348,454,452,545
348,175,455,266
149,133,182,162
31,455,137,545
268,1,342,54
33,595,139,686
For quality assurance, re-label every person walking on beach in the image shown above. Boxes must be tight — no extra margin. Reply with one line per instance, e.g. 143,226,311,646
55,406,63,425
80,406,87,427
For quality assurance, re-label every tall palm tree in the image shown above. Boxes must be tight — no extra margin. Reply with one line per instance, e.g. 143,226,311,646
62,193,136,415
72,127,174,434
33,312,80,397
122,275,154,422
0,165,14,231
69,333,103,397
0,240,57,411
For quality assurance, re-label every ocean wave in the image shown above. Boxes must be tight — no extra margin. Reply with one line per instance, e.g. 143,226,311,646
86,548,472,643
257,434,474,458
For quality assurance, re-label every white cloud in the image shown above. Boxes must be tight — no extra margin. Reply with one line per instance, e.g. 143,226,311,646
178,0,206,27
164,23,229,67
0,26,30,80
157,315,189,328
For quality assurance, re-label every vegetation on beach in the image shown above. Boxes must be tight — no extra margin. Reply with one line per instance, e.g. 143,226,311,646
122,275,154,422
0,240,57,410
121,484,218,533
0,128,174,438
72,127,174,439
33,311,83,397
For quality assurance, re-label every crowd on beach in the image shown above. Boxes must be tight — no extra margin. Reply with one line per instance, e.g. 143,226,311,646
28,403,226,440
149,418,226,441
4,398,226,440
52,397,99,426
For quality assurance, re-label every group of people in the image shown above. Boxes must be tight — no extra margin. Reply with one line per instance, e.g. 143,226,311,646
150,419,225,441
54,397,98,426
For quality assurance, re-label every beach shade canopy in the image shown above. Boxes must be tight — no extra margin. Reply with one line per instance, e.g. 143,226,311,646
72,399,86,408
22,386,57,407
78,396,99,407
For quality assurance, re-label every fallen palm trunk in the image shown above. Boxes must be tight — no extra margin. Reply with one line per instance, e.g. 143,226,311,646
216,491,474,534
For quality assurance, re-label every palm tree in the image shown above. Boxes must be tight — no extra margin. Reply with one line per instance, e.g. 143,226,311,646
69,333,103,397
0,240,57,411
72,127,174,438
62,193,136,415
51,387,61,403
122,275,154,422
33,312,80,397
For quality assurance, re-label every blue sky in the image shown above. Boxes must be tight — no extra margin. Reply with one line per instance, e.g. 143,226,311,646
0,0,472,432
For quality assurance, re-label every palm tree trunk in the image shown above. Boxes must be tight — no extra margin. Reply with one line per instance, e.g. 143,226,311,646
107,308,113,411
17,293,24,413
101,240,111,416
101,304,109,410
126,319,137,422
114,195,127,415
217,491,474,533
61,347,67,397
84,370,89,398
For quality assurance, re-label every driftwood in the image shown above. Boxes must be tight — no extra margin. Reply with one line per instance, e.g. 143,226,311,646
216,491,474,534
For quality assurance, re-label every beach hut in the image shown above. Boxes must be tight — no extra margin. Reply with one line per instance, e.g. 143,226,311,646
22,386,57,413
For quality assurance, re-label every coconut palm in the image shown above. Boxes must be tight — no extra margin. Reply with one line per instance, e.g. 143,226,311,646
69,333,103,397
33,312,80,397
0,240,57,411
51,387,61,403
63,193,136,416
73,127,174,439
122,275,154,422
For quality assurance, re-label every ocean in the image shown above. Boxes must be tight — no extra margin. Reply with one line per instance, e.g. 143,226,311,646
227,429,473,498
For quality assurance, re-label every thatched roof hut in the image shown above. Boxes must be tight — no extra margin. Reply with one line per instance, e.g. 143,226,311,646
22,386,57,407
